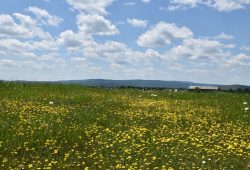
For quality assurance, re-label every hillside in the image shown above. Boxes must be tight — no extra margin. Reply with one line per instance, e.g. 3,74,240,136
60,79,250,91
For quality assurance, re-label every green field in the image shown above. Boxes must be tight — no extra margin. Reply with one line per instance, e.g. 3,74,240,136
0,82,249,169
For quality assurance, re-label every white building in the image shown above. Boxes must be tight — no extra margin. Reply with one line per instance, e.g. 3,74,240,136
188,86,219,91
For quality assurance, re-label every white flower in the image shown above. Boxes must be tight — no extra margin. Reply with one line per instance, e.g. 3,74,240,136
202,160,206,164
151,94,157,97
245,107,249,111
49,101,54,105
243,102,248,105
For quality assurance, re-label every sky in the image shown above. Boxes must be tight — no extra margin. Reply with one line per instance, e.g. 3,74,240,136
0,0,250,85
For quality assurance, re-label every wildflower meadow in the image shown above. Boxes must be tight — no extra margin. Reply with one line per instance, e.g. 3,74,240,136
0,82,249,169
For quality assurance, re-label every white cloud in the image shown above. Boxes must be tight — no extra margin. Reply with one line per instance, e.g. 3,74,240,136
57,13,119,51
241,46,250,51
0,59,16,67
127,18,148,28
124,2,136,6
71,57,86,63
39,53,65,66
13,13,36,26
0,38,57,53
145,49,164,59
168,0,250,12
58,30,83,48
66,0,114,15
209,0,245,12
110,63,125,70
137,22,193,48
214,32,234,40
170,0,201,8
82,40,150,67
223,44,236,49
142,0,151,3
0,39,43,58
0,38,27,51
26,6,63,26
76,13,119,36
226,53,250,67
29,39,58,51
0,14,52,39
0,14,33,38
168,38,227,60
0,50,5,56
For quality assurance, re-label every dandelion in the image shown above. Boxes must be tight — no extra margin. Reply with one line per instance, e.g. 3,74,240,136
2,158,8,163
53,149,59,154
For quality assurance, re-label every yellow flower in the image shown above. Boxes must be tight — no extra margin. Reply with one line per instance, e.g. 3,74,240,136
3,158,8,163
53,149,59,154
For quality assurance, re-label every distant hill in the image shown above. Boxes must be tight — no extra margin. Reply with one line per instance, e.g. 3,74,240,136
60,79,250,91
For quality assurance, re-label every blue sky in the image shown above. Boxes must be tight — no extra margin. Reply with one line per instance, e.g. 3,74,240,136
0,0,250,85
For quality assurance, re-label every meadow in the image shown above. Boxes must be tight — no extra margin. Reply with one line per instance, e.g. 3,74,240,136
0,82,249,169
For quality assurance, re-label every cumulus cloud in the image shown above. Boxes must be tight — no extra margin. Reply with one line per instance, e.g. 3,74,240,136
13,13,36,26
223,44,236,49
0,38,57,54
26,6,63,26
76,13,119,36
214,32,234,40
209,0,246,12
81,40,150,67
0,50,5,56
57,13,119,52
170,0,201,8
58,30,83,48
0,59,16,67
127,18,148,28
142,0,151,3
145,49,164,59
137,22,193,48
226,53,250,67
168,38,227,60
241,46,250,51
0,14,33,38
168,0,250,12
70,57,86,63
0,39,51,59
0,14,52,39
66,0,114,15
124,2,136,6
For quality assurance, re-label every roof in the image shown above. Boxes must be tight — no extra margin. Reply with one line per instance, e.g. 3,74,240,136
188,86,219,90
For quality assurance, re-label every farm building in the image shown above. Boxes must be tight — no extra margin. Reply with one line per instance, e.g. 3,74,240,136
187,86,219,91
